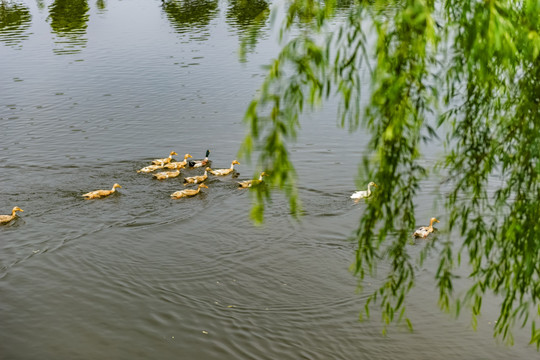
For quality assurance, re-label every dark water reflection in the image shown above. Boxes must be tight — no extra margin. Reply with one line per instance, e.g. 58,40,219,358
48,0,89,54
0,1,32,48
0,1,538,359
161,0,219,39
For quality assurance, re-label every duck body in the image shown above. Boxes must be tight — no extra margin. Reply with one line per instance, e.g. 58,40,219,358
351,182,378,203
152,151,178,166
153,170,180,180
208,160,240,176
238,172,267,188
171,183,208,199
184,168,209,184
137,164,164,173
0,206,24,225
165,153,192,169
188,150,210,168
413,217,440,238
83,183,122,199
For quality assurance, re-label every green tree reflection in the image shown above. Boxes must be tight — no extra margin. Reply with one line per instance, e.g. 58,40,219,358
48,0,89,55
0,1,32,49
95,0,107,14
161,0,218,39
226,0,269,60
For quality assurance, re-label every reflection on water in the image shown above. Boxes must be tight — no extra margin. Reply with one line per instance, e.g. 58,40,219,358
48,0,89,55
161,0,218,40
226,0,269,58
95,0,107,14
0,1,32,49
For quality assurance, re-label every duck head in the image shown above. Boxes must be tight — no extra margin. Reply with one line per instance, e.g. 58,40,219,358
429,217,440,226
199,183,209,189
12,206,23,213
232,160,240,165
113,183,122,189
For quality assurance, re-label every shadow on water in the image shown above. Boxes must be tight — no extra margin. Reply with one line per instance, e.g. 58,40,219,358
48,0,89,55
161,0,219,40
0,1,32,49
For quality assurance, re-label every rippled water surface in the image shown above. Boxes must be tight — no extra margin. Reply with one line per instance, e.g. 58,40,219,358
0,1,537,359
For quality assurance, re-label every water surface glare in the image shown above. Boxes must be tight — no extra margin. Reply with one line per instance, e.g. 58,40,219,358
0,0,537,359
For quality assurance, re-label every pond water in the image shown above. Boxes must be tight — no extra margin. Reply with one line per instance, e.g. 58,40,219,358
0,0,537,359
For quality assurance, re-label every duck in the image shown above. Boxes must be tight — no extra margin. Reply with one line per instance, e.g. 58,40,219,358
153,170,181,180
188,149,210,168
152,151,178,166
413,217,440,238
351,182,378,203
238,172,267,188
171,183,208,199
137,164,164,173
208,160,240,176
184,167,209,184
83,183,122,199
164,153,192,169
0,206,24,225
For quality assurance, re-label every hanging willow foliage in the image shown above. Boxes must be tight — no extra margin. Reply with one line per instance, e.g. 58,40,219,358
240,0,540,347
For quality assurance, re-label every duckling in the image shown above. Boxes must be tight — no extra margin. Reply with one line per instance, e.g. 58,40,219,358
238,172,267,188
413,217,440,238
208,160,240,176
171,183,208,199
137,164,164,173
0,206,24,225
152,151,178,166
188,149,210,168
351,182,378,203
184,167,209,184
153,170,181,180
83,183,122,199
164,153,192,169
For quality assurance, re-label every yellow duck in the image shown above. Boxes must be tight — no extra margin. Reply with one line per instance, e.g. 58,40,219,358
171,183,208,199
153,170,181,180
188,149,210,168
164,153,192,169
238,172,267,188
137,164,164,173
0,206,24,225
184,167,209,184
413,217,440,238
350,182,377,203
152,151,177,166
83,183,122,199
208,160,240,176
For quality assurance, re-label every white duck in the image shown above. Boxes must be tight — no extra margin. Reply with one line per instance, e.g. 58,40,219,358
351,182,378,203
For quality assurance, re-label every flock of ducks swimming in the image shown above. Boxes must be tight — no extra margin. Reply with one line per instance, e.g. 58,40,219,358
1,150,439,238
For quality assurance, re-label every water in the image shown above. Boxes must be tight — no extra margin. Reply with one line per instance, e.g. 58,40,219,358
0,1,537,359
